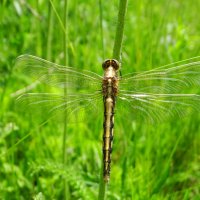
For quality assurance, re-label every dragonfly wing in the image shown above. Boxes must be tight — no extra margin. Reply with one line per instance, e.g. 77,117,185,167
16,92,103,123
118,57,200,123
117,93,200,123
14,54,102,93
13,54,104,123
120,56,200,93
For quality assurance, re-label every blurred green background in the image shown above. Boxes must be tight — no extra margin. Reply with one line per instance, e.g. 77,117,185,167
0,0,200,199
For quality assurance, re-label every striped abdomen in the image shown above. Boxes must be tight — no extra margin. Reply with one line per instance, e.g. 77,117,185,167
102,76,118,182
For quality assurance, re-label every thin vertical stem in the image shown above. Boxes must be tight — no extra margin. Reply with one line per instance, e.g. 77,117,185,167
98,164,107,200
62,0,68,164
63,0,68,66
112,0,128,61
63,0,69,199
99,0,105,59
98,1,128,199
46,1,54,60
49,0,68,36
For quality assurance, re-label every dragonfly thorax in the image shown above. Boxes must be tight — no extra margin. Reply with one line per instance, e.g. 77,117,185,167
102,77,118,98
102,60,119,98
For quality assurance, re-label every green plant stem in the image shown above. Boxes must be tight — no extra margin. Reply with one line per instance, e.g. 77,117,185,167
49,0,67,36
46,1,53,60
99,0,105,59
98,164,107,200
112,0,128,61
62,0,68,164
63,0,70,199
63,0,68,66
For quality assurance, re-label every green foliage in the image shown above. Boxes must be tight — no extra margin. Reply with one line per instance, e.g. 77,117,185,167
0,0,200,199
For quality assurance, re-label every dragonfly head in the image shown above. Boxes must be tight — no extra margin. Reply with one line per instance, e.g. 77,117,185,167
102,59,120,70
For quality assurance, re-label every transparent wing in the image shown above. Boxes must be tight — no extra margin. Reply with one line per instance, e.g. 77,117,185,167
13,55,103,123
117,93,200,123
120,56,200,93
14,54,102,93
15,92,103,123
118,57,200,123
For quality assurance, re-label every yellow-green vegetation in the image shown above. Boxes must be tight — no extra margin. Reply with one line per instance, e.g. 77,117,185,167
0,0,200,199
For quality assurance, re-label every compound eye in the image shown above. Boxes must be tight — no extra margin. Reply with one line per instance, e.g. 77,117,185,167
111,59,119,70
102,59,111,69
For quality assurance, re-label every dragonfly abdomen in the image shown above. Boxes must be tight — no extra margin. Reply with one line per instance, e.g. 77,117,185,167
103,96,115,182
102,78,118,181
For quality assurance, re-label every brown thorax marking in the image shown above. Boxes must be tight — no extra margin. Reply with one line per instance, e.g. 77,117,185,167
102,59,120,97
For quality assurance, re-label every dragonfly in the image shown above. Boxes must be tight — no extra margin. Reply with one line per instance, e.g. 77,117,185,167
14,55,200,182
